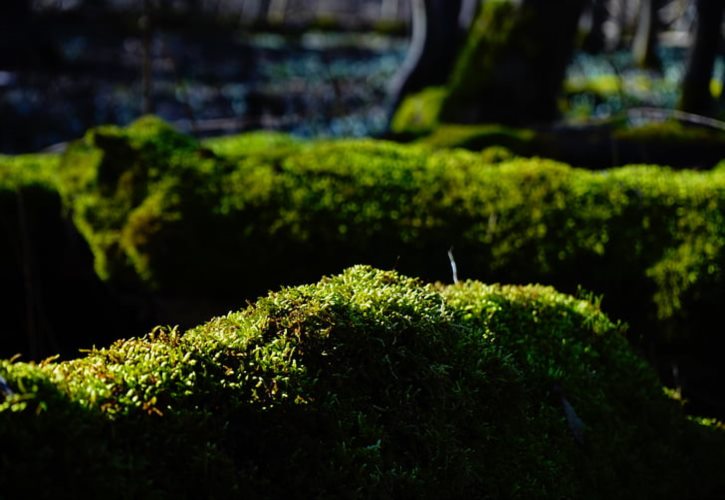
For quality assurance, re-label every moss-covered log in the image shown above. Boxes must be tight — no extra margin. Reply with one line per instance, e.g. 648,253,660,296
1,266,723,498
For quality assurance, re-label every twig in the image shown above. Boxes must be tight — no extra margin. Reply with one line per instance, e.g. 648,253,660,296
447,247,459,284
627,107,725,132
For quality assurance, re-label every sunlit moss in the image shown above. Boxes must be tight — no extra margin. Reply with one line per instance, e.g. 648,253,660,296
389,86,446,136
48,118,725,356
565,74,623,97
0,266,722,498
416,123,537,154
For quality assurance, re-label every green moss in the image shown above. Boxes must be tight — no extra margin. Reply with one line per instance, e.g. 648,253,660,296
416,123,537,154
202,130,302,160
564,74,623,98
614,120,725,146
57,116,225,287
0,153,60,189
389,86,446,136
54,118,725,355
1,266,722,498
437,0,519,123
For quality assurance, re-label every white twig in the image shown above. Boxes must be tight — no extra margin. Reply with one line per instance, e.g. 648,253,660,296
447,247,459,284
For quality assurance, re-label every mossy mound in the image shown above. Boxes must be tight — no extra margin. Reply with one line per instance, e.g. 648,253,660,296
58,118,725,340
1,266,722,498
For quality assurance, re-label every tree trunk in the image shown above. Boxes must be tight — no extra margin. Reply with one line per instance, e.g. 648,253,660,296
583,0,610,53
440,0,586,125
679,0,724,116
632,0,662,69
387,0,465,113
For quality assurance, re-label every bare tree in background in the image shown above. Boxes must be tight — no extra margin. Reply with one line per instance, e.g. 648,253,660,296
679,0,723,116
583,0,610,53
632,0,662,69
387,0,475,113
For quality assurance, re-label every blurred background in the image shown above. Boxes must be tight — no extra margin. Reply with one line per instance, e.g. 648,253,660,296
0,0,723,153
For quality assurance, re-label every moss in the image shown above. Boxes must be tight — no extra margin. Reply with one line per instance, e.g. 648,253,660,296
389,86,446,136
416,123,537,154
564,74,623,98
614,120,725,145
54,118,725,351
438,0,584,125
58,115,226,288
202,130,302,160
0,266,722,498
0,153,60,189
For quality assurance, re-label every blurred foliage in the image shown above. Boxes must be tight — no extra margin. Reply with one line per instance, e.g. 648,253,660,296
389,86,445,136
0,266,723,498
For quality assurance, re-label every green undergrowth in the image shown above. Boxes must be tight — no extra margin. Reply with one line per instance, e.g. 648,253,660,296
1,266,722,498
53,117,725,348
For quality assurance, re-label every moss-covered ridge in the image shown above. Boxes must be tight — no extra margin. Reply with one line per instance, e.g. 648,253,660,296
1,266,722,498
59,118,725,335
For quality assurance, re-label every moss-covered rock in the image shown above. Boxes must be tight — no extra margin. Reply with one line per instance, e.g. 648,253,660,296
0,266,722,498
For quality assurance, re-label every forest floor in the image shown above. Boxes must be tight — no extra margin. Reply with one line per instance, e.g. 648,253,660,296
3,17,723,156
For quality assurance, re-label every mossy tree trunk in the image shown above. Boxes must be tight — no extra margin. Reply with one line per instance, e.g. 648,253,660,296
387,0,469,114
679,0,724,116
632,0,662,69
439,0,586,125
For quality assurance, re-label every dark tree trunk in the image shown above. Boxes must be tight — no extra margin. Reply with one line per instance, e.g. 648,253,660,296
679,0,724,116
440,0,586,125
583,0,610,53
387,0,465,113
632,0,662,69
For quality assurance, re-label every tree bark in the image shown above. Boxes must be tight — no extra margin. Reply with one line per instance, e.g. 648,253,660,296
583,0,610,53
387,0,465,113
632,0,662,69
440,0,586,125
679,0,724,116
